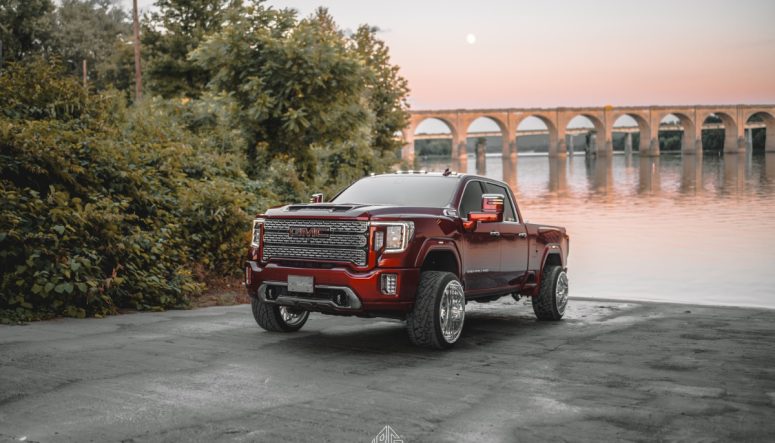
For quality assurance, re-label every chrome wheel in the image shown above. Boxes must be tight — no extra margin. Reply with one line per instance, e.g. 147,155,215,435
555,271,569,315
439,280,465,344
279,306,308,327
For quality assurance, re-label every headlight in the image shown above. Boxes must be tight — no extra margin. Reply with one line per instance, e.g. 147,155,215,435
251,218,264,247
386,226,404,249
371,221,414,253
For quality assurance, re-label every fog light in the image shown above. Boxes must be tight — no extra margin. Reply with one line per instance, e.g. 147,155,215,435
380,274,398,295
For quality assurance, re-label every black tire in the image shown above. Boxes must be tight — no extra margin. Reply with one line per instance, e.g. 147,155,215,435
251,297,309,332
406,271,465,349
532,266,568,321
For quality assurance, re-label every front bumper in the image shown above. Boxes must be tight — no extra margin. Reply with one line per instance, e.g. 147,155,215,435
245,261,420,314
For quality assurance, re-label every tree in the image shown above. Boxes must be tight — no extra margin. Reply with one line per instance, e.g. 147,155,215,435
0,0,54,62
142,0,230,98
351,25,410,159
50,0,131,90
193,4,371,181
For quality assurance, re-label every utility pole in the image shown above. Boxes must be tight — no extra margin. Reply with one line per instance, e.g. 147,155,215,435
132,0,143,100
82,59,87,88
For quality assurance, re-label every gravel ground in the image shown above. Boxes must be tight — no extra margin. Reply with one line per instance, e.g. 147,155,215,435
1,298,774,442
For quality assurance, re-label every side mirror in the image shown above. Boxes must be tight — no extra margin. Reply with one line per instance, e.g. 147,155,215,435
310,193,324,203
464,194,504,231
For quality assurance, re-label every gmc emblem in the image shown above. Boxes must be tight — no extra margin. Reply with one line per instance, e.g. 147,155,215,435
289,227,331,238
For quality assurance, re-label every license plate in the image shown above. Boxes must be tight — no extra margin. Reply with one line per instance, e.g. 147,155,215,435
287,275,314,293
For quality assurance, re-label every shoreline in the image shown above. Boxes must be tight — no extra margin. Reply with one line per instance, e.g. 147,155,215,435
572,295,775,311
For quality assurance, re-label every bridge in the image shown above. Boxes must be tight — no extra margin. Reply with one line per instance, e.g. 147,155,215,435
401,105,775,161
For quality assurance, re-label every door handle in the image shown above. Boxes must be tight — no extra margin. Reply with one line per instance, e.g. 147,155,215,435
518,232,527,239
489,231,501,237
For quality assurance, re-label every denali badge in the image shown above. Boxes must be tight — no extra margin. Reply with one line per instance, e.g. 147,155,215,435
288,227,331,238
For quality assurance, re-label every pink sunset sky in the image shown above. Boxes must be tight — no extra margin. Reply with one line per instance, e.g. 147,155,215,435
128,0,775,110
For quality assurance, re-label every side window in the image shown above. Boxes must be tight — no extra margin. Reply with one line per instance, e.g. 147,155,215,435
484,182,518,222
459,181,484,218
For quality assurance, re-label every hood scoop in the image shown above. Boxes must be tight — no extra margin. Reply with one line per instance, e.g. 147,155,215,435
285,204,362,212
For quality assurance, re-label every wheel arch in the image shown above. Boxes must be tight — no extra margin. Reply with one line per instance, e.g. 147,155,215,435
534,247,566,294
415,242,462,280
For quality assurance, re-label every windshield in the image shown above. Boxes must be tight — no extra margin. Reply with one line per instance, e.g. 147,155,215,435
332,175,461,207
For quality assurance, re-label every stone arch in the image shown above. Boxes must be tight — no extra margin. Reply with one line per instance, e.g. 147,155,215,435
408,116,458,159
698,111,738,153
564,113,606,155
656,112,697,155
463,115,509,158
514,114,559,155
611,113,651,153
464,114,508,135
743,110,775,152
410,115,458,141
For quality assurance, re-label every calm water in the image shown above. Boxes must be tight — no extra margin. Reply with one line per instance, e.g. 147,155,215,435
418,152,775,309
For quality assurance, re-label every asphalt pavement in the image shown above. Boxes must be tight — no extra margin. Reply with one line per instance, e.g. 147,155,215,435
1,298,774,442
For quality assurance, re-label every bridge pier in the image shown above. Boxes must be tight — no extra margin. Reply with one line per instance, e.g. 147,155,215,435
624,132,633,155
453,133,468,161
401,130,415,164
745,128,753,151
551,127,567,158
507,140,517,158
551,139,568,158
647,138,661,157
681,130,699,156
475,139,487,175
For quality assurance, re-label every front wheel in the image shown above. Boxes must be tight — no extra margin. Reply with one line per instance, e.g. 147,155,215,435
532,266,568,321
251,297,309,332
406,271,466,349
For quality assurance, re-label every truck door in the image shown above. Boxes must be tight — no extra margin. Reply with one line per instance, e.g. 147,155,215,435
483,182,529,288
458,180,501,291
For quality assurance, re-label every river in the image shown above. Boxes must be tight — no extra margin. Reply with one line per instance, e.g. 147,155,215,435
417,152,775,309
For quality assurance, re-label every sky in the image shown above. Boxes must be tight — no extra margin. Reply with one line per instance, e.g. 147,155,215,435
123,0,775,129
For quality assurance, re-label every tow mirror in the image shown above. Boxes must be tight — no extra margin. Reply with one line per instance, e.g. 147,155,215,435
464,194,504,231
310,193,324,203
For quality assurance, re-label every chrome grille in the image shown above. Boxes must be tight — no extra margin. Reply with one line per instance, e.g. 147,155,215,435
263,232,368,248
264,219,368,234
262,219,369,266
262,246,367,265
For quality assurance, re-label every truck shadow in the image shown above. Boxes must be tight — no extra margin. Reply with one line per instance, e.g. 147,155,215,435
264,308,557,359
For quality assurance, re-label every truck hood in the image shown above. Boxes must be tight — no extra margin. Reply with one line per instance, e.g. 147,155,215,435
263,203,446,219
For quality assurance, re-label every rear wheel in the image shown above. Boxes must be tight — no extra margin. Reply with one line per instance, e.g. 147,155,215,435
251,297,309,332
406,271,465,349
532,266,568,321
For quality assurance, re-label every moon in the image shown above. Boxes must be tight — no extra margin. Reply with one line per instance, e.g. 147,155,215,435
466,33,476,44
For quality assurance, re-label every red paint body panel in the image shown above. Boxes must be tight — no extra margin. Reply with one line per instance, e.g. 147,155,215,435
244,173,568,319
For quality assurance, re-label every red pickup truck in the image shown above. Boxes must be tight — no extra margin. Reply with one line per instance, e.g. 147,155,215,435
244,171,569,349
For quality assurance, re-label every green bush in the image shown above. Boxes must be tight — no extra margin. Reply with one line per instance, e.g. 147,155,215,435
0,59,260,321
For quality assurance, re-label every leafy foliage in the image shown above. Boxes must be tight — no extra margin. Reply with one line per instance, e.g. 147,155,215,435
0,0,55,61
193,4,409,182
351,25,410,159
0,59,260,321
0,2,411,322
142,0,230,98
50,0,132,90
193,5,365,180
